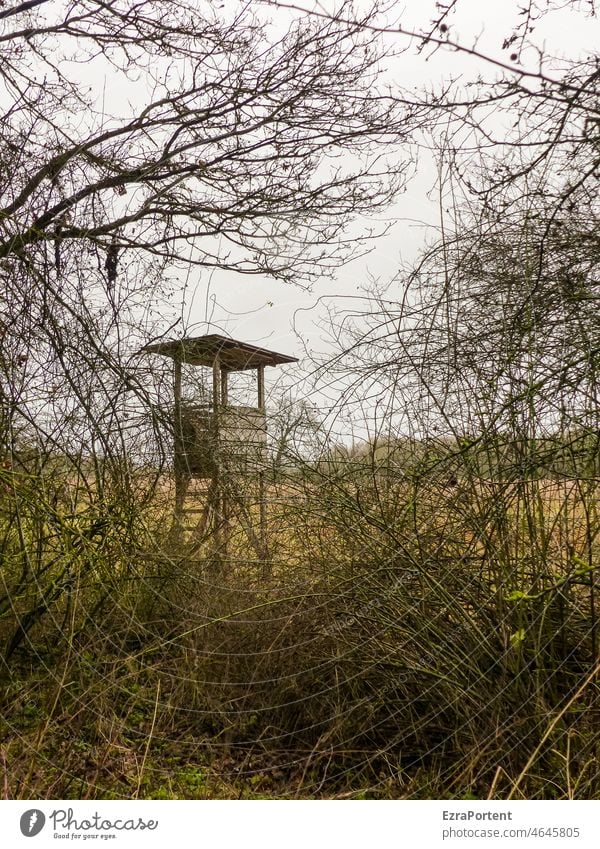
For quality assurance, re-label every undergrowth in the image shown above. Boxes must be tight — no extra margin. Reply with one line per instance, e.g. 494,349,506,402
0,451,598,799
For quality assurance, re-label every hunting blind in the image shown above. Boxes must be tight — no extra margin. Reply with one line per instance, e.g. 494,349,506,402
143,334,298,561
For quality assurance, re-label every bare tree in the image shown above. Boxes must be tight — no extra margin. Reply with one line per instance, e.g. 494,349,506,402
265,1,600,213
0,0,416,280
0,0,420,659
0,0,423,474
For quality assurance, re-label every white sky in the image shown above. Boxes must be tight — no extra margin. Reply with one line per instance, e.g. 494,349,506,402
45,0,596,432
178,0,600,382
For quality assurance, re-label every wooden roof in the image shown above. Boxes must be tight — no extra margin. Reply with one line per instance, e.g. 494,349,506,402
142,334,298,371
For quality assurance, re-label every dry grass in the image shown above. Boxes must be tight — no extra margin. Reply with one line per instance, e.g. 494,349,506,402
0,460,598,799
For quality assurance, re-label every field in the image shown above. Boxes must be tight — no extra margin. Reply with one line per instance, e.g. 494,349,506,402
0,447,598,800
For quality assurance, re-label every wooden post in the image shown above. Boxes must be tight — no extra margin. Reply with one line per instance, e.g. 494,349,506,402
221,368,228,406
257,364,265,410
173,357,185,525
211,354,223,563
220,367,231,558
257,365,268,568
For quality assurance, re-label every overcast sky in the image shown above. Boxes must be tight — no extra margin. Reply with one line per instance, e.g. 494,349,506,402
176,0,598,374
